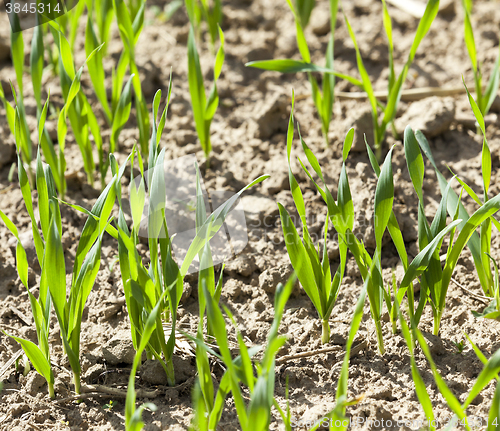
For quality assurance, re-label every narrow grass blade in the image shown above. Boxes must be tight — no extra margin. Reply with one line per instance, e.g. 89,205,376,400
374,147,394,249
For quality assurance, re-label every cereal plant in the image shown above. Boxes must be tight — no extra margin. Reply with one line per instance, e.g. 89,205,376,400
340,0,439,159
185,0,223,48
461,0,500,122
9,17,33,167
114,0,151,155
187,24,225,166
278,94,344,344
50,177,118,395
403,125,500,335
190,275,295,431
115,87,268,386
0,152,59,399
291,125,395,353
125,292,166,431
452,81,498,297
295,0,315,28
46,23,104,189
247,0,339,146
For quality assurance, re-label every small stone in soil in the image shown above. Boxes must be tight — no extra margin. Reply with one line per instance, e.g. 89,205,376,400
346,105,375,153
25,371,47,396
10,402,29,418
102,330,136,365
241,194,279,227
224,254,257,277
8,230,39,271
259,264,293,294
84,363,107,384
0,139,14,170
251,92,288,140
395,96,455,138
421,331,446,356
140,356,195,385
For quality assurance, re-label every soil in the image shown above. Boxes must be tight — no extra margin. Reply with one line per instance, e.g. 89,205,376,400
1,0,500,430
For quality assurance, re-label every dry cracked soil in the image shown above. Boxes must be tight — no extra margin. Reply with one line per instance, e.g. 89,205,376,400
1,0,500,430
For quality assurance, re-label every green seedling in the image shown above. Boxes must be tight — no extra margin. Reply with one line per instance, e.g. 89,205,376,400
294,121,465,350
387,210,463,336
415,325,500,431
191,275,294,431
114,0,150,156
307,258,375,431
339,0,439,159
114,87,180,386
283,123,376,351
55,39,104,195
116,87,268,386
91,0,115,56
86,1,137,183
461,0,500,124
0,151,62,399
116,150,181,386
125,291,167,431
85,13,112,125
86,0,140,134
7,14,33,170
103,400,117,411
247,0,339,146
415,131,492,295
278,94,344,344
362,133,411,333
295,126,396,354
403,126,461,330
366,146,398,354
449,81,498,297
472,253,500,320
9,13,33,166
49,176,118,395
185,0,223,48
84,0,137,146
29,15,60,179
45,22,104,190
295,0,315,28
452,339,466,354
406,126,500,334
187,24,225,166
